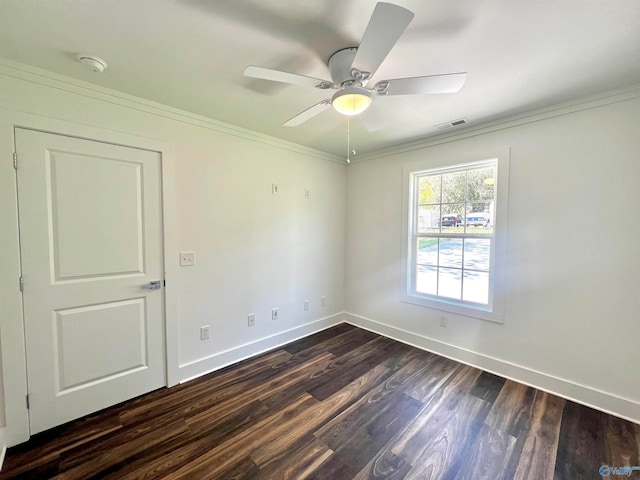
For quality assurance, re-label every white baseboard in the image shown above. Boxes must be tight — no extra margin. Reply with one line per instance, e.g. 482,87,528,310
178,313,345,383
345,312,640,425
0,426,6,471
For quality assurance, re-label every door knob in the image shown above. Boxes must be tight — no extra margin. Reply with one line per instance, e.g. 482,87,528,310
141,280,162,290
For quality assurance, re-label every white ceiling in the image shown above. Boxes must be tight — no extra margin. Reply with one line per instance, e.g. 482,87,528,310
1,0,639,157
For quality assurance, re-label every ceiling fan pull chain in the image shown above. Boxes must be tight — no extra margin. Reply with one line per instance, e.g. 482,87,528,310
348,115,351,155
352,118,357,156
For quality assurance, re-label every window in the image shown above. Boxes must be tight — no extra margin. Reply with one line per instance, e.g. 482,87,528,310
402,149,509,323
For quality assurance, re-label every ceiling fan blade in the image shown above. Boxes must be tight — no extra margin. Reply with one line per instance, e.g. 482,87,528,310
244,66,333,89
375,73,467,95
282,100,332,127
351,2,414,78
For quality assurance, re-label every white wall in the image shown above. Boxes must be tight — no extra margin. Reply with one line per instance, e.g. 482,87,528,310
345,88,640,422
2,57,639,448
0,61,346,445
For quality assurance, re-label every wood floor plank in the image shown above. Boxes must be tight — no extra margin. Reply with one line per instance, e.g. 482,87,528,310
250,364,391,468
53,419,191,480
401,393,490,479
353,449,412,480
282,323,355,355
391,364,483,458
106,400,272,480
211,455,261,480
5,324,640,480
1,412,123,477
323,327,379,357
470,371,507,404
283,326,370,361
314,357,427,449
252,433,334,480
604,412,640,467
168,393,320,480
400,355,461,402
308,427,384,479
169,364,390,480
553,399,606,480
307,336,408,401
453,423,517,480
119,349,293,426
512,391,565,480
485,379,535,435
185,352,335,435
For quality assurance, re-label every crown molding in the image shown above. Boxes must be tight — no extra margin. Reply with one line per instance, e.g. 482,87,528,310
352,83,640,163
3,58,638,167
0,58,344,164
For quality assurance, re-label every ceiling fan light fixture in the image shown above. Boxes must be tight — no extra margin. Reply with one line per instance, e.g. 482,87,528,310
331,87,372,116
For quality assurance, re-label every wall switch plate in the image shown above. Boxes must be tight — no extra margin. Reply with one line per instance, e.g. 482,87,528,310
200,325,210,340
303,299,310,311
180,251,196,266
272,308,279,321
439,315,448,328
248,314,256,327
321,296,326,307
272,183,279,195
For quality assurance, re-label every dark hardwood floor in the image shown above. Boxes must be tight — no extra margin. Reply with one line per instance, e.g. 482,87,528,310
3,323,639,479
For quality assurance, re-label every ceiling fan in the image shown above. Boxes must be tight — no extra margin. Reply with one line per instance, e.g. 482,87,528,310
244,2,467,129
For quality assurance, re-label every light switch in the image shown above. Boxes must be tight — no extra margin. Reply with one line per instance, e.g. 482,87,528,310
180,251,196,266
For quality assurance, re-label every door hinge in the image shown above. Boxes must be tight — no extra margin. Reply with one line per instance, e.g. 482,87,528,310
13,152,17,169
26,394,30,409
19,276,24,292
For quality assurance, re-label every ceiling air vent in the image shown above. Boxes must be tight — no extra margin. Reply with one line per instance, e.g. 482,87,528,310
435,117,469,130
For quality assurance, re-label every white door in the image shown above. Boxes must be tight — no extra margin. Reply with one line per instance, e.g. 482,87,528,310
16,128,166,434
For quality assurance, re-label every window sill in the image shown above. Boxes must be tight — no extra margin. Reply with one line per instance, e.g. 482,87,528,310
401,292,504,324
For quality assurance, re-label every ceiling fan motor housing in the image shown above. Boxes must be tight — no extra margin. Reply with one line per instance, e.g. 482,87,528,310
328,48,369,87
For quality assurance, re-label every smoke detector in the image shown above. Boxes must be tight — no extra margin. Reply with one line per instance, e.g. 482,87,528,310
77,54,107,73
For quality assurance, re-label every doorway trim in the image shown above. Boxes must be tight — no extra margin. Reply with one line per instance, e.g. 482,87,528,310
0,109,179,446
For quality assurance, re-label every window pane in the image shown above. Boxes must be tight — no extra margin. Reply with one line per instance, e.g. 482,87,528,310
439,204,465,233
439,238,462,267
417,205,440,233
467,166,496,201
442,171,466,204
416,265,437,295
418,175,441,205
462,271,489,304
417,238,438,265
438,267,462,299
465,202,493,234
464,239,491,271
467,201,491,215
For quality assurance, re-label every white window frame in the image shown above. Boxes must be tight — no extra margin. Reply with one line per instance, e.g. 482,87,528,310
401,147,510,323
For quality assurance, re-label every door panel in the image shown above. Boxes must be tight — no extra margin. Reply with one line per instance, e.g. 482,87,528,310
48,150,145,280
54,298,148,392
16,128,165,434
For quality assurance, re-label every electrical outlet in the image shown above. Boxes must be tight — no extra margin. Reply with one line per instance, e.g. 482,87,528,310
272,308,279,321
272,183,279,195
200,325,210,340
439,315,448,328
180,251,196,266
321,296,326,307
248,313,256,327
303,299,310,311
305,188,310,199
